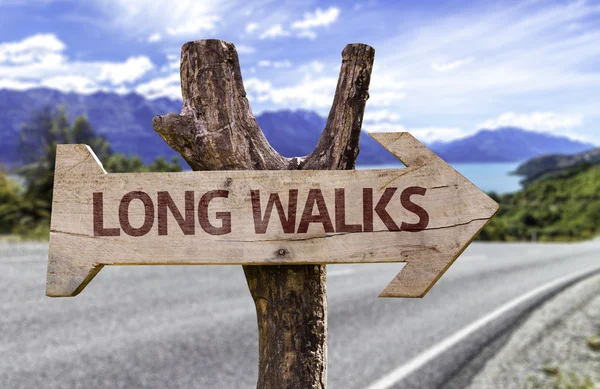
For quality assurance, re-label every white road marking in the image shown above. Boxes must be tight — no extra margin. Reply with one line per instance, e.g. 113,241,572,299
363,263,600,389
328,268,357,277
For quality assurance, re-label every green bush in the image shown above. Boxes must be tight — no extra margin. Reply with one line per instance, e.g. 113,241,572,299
479,164,600,242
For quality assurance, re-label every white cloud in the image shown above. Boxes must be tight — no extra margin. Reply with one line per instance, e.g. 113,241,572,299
0,79,39,90
366,70,408,107
363,109,401,124
273,61,292,68
310,61,325,73
0,34,155,94
0,33,65,65
374,0,600,119
135,73,181,100
160,54,179,72
244,57,406,113
41,76,99,94
431,57,473,72
245,76,337,108
147,33,162,42
289,7,340,40
245,22,259,33
259,24,290,39
408,127,468,143
167,17,219,36
99,56,154,85
362,123,468,143
235,44,256,54
291,7,340,30
267,77,337,108
368,91,407,106
478,112,584,132
258,59,292,68
298,60,325,73
114,86,131,95
297,30,317,40
245,77,272,94
361,122,406,134
92,0,234,37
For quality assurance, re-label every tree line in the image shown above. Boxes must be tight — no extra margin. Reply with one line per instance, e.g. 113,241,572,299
0,106,182,239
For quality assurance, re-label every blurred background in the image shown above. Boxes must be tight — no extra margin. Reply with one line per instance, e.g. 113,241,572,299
1,1,599,388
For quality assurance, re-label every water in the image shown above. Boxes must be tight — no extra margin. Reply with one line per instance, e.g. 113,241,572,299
357,162,523,194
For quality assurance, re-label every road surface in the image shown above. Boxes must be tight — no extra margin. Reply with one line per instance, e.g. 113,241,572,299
1,240,599,389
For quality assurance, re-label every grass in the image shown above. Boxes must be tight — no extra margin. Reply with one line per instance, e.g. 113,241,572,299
526,368,597,389
588,336,600,351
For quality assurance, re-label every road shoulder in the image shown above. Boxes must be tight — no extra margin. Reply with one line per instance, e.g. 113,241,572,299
466,273,600,388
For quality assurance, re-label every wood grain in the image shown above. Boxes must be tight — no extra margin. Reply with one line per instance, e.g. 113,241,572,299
47,133,498,298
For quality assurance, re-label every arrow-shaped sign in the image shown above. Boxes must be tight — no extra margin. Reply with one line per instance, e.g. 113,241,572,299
46,132,498,298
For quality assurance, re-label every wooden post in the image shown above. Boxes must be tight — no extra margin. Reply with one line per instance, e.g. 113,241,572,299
152,39,374,389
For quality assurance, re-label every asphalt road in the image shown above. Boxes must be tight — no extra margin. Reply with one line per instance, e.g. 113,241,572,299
1,240,599,389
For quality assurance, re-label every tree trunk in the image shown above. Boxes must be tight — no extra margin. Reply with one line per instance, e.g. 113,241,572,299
153,39,374,389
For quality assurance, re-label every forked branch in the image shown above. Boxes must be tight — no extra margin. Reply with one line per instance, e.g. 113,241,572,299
152,39,374,173
152,39,374,389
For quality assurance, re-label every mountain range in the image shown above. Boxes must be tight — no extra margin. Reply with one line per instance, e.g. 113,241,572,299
0,88,594,168
513,146,600,186
429,127,594,163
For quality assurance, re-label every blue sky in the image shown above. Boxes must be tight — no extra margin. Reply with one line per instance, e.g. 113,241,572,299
0,0,599,144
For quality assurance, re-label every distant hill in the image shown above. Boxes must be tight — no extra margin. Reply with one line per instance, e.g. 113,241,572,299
0,88,182,169
0,88,594,168
513,147,600,186
479,164,600,242
0,88,400,168
429,127,594,163
481,138,600,241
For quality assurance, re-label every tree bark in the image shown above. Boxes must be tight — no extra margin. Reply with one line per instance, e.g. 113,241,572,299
153,39,374,389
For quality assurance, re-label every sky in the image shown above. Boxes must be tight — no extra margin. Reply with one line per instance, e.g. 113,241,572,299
0,0,599,144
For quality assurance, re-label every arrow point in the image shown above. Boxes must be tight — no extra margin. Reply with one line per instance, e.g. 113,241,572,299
379,215,497,298
48,144,106,297
46,249,103,297
378,262,438,298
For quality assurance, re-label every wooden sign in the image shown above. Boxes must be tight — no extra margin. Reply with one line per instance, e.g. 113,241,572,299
46,132,498,298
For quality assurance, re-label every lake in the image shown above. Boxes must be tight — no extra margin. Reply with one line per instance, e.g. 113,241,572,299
356,162,523,194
